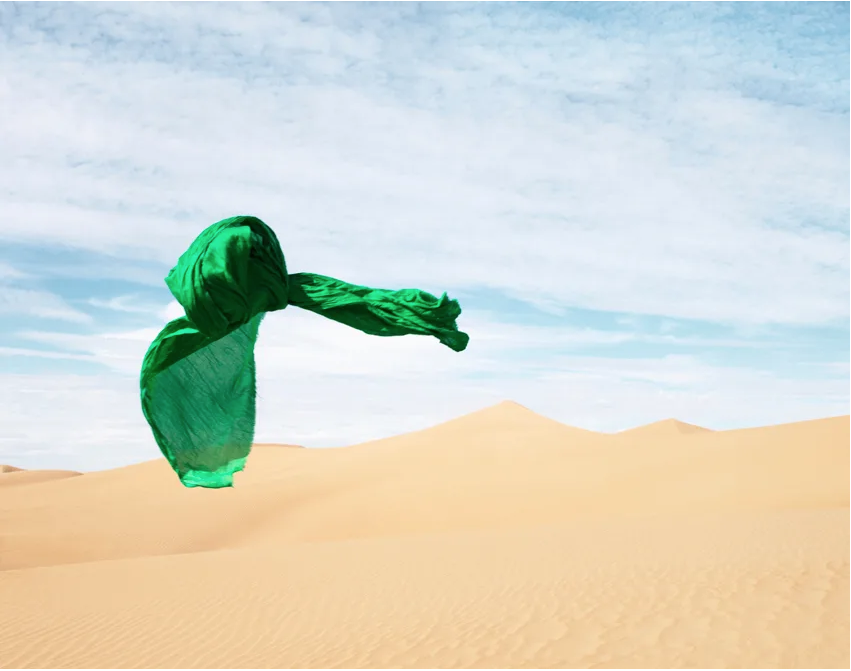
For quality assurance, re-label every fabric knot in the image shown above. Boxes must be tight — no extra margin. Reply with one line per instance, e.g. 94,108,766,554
164,216,290,339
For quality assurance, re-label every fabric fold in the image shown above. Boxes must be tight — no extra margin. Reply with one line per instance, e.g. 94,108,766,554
140,215,468,488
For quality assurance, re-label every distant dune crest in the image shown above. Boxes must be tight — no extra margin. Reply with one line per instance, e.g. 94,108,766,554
618,418,712,436
441,399,572,427
0,467,82,488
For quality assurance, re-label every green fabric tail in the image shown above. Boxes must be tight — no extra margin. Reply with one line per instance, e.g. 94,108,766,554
140,215,469,488
288,273,469,353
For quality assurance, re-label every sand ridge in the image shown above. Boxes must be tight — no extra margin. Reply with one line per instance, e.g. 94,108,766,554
0,403,848,668
617,418,712,436
0,468,82,488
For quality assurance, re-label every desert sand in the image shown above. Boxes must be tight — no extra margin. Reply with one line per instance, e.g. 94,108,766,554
0,402,848,669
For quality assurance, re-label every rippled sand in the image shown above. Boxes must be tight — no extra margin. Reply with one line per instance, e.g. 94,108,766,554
1,403,847,668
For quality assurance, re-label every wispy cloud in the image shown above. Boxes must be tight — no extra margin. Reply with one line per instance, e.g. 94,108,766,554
0,262,29,280
87,295,161,314
0,284,92,323
0,2,847,469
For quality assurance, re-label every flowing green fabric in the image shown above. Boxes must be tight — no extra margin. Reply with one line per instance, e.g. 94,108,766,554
141,216,469,488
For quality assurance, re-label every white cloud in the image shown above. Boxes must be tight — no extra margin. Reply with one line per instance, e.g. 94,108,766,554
0,346,93,363
0,3,847,470
0,373,154,470
160,300,186,322
5,303,773,384
17,327,157,376
1,304,846,470
1,346,845,472
87,295,162,314
0,284,92,323
0,4,847,325
0,262,28,280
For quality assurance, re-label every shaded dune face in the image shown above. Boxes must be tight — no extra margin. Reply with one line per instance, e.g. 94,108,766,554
0,405,848,668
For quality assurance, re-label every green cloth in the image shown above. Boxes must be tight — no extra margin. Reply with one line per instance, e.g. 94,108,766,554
140,216,469,488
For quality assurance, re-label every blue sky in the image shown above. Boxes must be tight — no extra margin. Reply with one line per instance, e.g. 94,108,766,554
0,2,848,470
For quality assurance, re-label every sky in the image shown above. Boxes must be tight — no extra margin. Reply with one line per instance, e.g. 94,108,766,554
0,1,848,471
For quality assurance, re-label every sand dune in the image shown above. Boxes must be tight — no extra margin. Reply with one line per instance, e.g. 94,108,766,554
0,404,848,668
617,418,712,436
0,468,82,488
